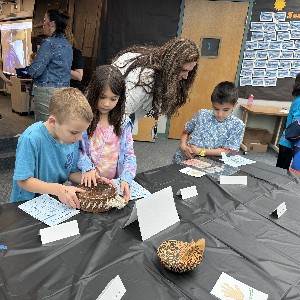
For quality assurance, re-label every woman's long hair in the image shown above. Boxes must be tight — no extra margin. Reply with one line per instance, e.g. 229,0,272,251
85,65,125,138
112,37,199,117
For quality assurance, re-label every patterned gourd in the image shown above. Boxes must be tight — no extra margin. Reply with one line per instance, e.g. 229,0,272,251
157,238,205,273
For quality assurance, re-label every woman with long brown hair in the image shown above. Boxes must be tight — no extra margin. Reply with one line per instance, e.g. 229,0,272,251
112,37,199,123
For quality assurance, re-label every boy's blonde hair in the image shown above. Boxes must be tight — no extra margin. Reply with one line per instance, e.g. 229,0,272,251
49,88,93,124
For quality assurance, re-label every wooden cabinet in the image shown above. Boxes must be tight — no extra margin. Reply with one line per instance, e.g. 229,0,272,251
10,76,33,115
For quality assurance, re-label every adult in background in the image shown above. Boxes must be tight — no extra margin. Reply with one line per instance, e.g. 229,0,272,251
27,9,72,122
65,27,83,90
276,73,300,169
112,37,199,124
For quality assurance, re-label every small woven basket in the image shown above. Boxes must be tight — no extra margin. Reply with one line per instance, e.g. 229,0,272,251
76,181,126,213
157,238,205,273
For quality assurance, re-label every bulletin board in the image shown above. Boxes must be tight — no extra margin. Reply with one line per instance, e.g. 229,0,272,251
238,0,300,101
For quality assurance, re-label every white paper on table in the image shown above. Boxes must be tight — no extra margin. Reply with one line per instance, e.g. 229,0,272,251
123,204,138,227
123,186,180,240
179,167,206,177
96,275,126,300
211,272,268,300
39,220,80,244
112,179,151,200
18,194,80,226
221,153,256,167
220,176,247,185
270,202,287,218
135,186,180,240
176,186,198,200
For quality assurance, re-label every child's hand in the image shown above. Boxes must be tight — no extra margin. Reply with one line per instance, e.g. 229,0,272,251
120,180,130,203
97,176,116,188
57,185,85,209
189,145,200,155
81,169,98,187
180,144,194,159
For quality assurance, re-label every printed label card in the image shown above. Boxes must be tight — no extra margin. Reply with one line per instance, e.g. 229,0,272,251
96,275,126,300
39,220,80,244
220,176,247,185
211,272,268,300
270,202,287,218
18,194,80,227
176,186,198,200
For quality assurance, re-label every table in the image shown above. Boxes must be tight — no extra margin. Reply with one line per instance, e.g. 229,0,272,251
1,161,300,299
240,104,289,153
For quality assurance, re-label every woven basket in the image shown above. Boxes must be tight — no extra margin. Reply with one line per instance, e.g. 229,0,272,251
157,238,205,273
76,182,126,213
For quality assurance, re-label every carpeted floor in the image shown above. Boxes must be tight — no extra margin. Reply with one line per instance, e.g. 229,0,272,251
0,93,279,204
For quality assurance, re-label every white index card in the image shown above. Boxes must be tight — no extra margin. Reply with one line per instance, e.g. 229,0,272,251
176,186,198,200
220,175,247,185
96,275,126,300
135,186,180,240
39,220,79,244
271,202,287,218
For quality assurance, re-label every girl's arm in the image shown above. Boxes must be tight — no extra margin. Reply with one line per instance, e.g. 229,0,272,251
119,123,137,201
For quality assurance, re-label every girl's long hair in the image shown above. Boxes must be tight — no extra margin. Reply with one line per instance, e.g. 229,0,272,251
112,37,199,117
85,65,125,138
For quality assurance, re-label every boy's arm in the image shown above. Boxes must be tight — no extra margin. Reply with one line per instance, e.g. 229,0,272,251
189,145,231,156
17,177,85,209
180,131,194,159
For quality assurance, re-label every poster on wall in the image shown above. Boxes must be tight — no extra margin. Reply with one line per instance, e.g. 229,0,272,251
0,20,32,75
238,0,300,101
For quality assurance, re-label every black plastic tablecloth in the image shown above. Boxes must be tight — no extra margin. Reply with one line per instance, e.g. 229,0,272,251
1,162,300,299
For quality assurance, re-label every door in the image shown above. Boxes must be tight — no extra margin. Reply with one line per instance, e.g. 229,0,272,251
168,0,249,139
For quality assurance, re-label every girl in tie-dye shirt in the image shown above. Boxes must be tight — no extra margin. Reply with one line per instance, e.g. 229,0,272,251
78,65,136,202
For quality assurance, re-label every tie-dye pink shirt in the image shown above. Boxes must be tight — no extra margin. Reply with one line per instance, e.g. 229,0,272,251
90,125,120,179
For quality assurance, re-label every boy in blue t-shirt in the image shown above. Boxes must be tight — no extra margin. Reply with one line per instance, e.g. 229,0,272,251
10,88,100,208
173,81,245,163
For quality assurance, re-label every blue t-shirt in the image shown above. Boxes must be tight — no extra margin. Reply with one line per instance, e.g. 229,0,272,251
10,122,79,202
279,96,300,149
173,109,245,163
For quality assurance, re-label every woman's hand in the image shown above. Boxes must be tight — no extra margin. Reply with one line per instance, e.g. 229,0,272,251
120,181,130,203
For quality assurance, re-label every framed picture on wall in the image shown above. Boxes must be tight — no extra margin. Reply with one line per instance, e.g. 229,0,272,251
200,37,221,58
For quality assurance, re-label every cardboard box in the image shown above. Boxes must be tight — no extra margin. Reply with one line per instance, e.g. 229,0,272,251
243,128,272,152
